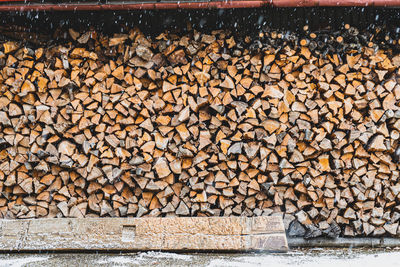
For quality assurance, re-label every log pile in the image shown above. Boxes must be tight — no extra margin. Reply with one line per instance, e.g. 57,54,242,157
1,24,400,238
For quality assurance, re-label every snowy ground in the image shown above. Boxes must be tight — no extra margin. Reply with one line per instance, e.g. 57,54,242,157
1,248,400,267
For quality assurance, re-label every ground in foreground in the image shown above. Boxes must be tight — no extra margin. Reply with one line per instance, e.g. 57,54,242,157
1,248,400,267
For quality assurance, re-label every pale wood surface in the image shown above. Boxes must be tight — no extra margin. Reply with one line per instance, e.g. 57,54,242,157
0,216,288,252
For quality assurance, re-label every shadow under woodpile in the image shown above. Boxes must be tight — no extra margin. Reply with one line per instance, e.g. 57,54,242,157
1,7,400,240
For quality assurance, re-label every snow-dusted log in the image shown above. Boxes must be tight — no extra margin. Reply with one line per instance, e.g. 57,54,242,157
0,216,287,252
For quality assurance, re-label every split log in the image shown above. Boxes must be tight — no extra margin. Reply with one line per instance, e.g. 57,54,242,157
1,23,400,238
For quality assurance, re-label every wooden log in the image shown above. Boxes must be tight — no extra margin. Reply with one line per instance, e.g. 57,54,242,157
0,217,288,252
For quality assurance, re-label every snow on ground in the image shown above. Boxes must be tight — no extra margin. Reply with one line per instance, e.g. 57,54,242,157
96,252,192,265
0,256,48,267
1,249,400,266
208,250,400,267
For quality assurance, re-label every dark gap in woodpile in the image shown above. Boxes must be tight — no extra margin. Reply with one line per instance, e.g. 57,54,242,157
2,8,400,238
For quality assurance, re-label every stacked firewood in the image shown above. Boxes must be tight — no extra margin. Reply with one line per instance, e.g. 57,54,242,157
1,24,400,238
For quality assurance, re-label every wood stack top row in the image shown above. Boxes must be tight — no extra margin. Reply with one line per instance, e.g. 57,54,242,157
1,24,400,238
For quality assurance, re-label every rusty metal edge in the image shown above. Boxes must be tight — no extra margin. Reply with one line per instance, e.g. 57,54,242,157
0,0,400,11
